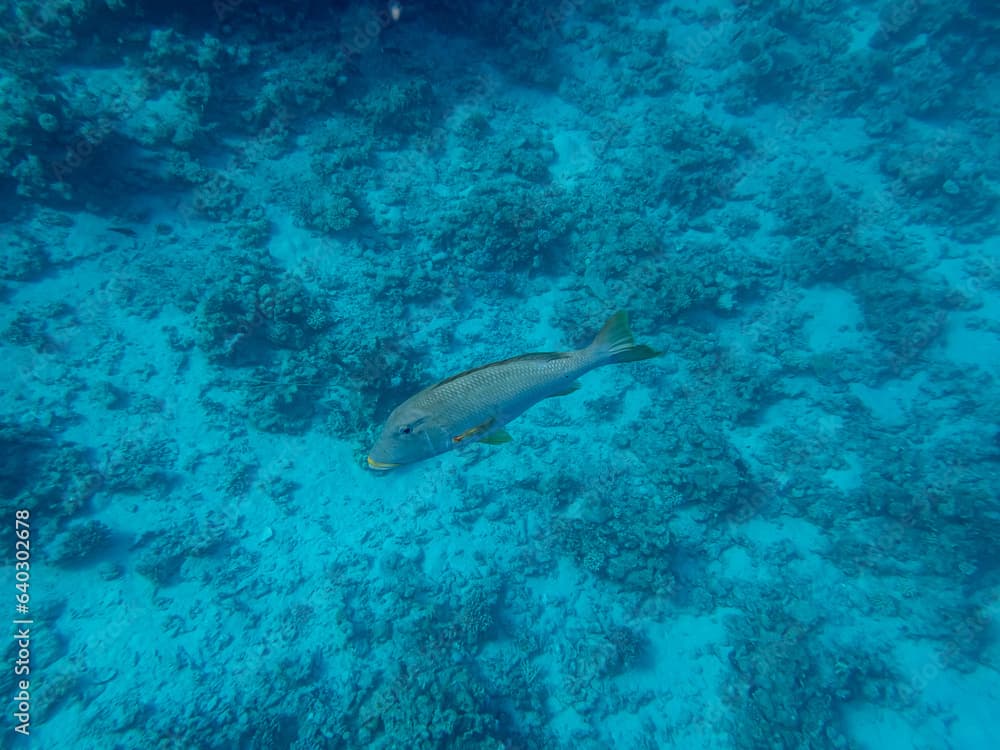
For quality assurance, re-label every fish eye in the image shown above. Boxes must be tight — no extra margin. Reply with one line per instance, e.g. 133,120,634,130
399,425,412,435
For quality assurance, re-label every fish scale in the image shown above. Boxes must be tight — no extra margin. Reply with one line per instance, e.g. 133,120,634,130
420,351,591,426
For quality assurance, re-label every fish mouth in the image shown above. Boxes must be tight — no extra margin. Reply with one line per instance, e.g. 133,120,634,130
366,456,400,471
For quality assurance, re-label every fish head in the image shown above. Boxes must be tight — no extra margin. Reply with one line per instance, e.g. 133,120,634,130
367,403,446,470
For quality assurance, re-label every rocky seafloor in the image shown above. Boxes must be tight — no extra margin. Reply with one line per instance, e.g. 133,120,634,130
1,1,998,748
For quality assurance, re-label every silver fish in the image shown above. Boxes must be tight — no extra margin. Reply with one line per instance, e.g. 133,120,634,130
366,311,659,470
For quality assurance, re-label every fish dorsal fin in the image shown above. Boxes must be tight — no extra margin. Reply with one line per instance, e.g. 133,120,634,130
546,381,581,398
452,417,496,444
480,429,512,445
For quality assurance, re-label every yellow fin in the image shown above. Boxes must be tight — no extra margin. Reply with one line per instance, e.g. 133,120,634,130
480,429,512,445
452,417,496,444
592,311,661,364
546,381,581,398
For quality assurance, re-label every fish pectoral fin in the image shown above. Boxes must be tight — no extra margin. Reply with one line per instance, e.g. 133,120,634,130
452,417,497,444
480,429,512,445
546,381,582,398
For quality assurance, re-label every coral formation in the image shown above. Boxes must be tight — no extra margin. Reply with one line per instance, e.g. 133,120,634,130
52,521,111,567
1,1,997,748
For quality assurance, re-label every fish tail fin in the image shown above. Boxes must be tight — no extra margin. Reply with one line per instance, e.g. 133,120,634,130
591,311,661,365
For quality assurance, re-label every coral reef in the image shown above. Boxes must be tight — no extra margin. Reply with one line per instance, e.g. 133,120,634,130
2,2,998,749
52,521,111,567
0,419,101,517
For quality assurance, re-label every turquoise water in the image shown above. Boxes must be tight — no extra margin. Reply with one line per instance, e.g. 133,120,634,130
1,1,998,748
